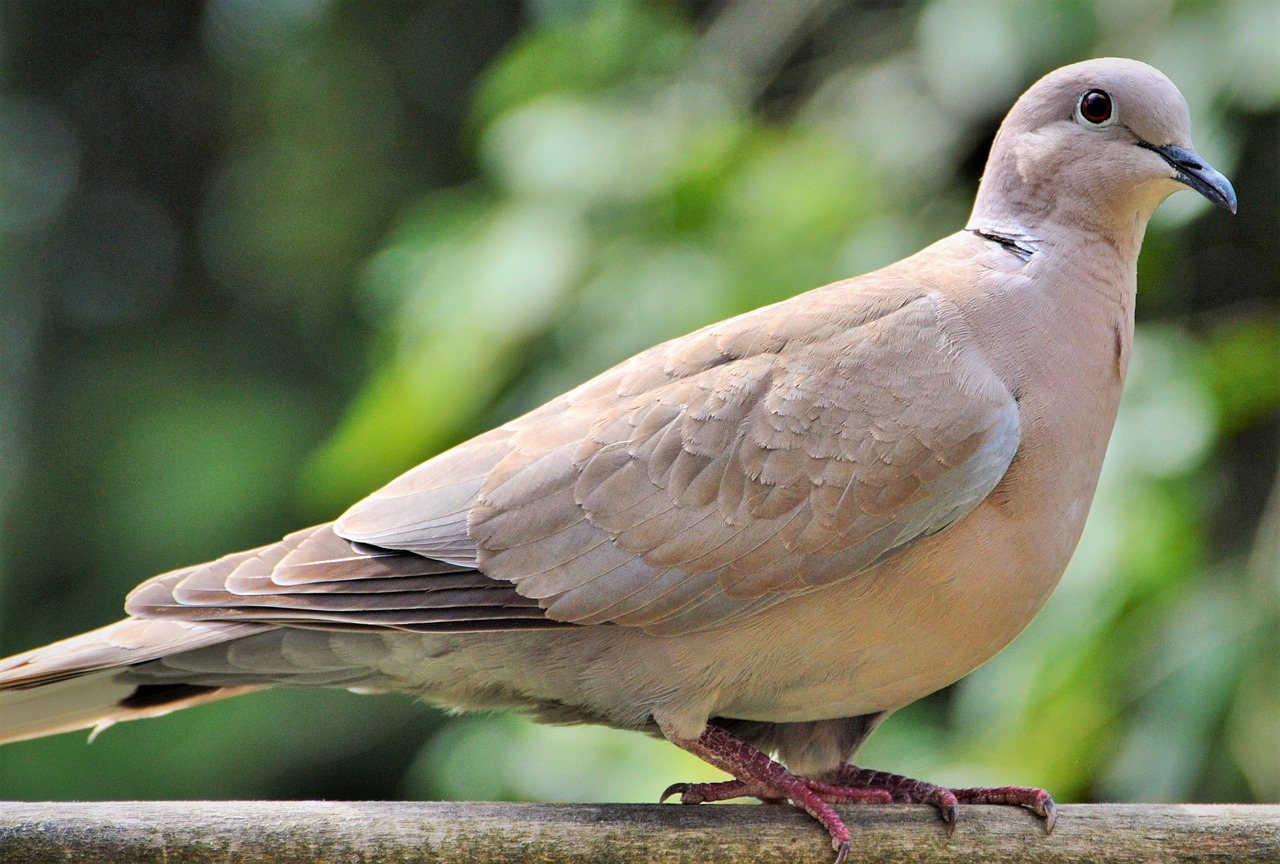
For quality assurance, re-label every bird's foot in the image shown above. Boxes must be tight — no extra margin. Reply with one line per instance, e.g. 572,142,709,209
818,765,1057,836
659,723,889,864
658,724,1055,862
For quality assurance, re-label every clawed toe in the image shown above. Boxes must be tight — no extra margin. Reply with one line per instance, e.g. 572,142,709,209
661,780,744,804
803,778,895,806
660,778,793,805
817,764,1057,835
940,797,959,836
1040,797,1058,833
952,783,1058,832
659,782,691,804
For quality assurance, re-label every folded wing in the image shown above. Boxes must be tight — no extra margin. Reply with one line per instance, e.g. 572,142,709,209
130,280,1020,637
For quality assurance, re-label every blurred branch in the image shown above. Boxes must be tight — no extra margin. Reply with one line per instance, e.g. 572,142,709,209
2,801,1278,863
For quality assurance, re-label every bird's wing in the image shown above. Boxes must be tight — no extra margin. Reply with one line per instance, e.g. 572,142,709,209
460,280,1020,633
129,275,1019,636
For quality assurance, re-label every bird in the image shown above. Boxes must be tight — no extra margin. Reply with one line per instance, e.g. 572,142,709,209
0,58,1236,863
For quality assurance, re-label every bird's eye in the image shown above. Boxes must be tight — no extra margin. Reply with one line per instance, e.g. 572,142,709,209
1077,89,1114,126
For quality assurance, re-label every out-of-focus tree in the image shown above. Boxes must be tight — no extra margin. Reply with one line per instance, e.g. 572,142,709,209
1,0,1275,807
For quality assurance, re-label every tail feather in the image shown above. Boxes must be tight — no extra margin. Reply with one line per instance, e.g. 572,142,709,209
0,618,263,744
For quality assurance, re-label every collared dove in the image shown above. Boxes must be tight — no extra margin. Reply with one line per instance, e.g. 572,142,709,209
0,58,1236,862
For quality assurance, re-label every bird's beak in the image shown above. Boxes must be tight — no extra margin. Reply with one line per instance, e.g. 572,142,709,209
1143,142,1237,213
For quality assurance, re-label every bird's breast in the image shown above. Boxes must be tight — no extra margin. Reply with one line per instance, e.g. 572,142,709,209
700,326,1128,725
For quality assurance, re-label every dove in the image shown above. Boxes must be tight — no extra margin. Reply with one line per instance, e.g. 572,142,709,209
0,58,1235,862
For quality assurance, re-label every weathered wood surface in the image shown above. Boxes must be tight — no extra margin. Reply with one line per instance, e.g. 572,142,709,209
0,801,1276,863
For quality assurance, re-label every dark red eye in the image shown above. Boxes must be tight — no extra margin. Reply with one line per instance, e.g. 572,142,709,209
1079,89,1113,124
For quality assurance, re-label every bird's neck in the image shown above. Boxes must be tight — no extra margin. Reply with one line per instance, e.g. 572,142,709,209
968,191,1153,270
967,196,1146,385
983,207,1140,372
967,131,1167,268
958,200,1144,395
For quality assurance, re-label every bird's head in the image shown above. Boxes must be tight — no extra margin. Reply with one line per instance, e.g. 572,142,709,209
971,58,1235,241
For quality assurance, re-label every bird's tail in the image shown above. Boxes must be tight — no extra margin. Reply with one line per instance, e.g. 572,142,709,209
0,618,261,745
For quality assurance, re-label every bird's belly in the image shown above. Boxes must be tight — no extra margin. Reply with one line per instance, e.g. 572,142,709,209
380,476,1097,737
702,499,1081,724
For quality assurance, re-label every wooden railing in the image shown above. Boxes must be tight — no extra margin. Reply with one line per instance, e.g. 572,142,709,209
1,801,1277,863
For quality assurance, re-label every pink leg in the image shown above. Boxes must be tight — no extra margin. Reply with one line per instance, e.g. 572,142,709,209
659,723,1056,861
660,724,887,864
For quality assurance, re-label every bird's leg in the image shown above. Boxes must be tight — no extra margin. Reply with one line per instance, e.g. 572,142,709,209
818,764,1057,835
659,723,889,864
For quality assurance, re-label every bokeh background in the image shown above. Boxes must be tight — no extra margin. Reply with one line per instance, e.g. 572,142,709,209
0,0,1276,806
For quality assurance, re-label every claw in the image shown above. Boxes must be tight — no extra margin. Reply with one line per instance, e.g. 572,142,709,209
659,782,690,804
942,799,958,837
933,788,961,836
833,840,850,864
1042,799,1057,834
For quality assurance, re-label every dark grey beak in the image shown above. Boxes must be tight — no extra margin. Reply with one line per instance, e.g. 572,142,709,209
1142,142,1237,213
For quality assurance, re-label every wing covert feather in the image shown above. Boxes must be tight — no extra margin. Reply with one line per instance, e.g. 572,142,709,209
466,285,1020,633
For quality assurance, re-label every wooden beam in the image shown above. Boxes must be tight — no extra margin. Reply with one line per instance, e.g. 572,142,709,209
1,801,1277,863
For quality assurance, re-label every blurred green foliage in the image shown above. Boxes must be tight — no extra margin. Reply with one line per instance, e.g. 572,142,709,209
0,0,1276,807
